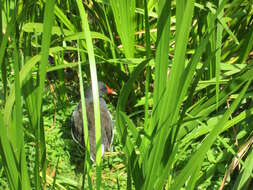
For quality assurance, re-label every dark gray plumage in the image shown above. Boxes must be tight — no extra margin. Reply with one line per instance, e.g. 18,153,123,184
71,82,114,161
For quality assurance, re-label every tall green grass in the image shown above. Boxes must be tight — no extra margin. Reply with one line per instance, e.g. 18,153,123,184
113,0,253,189
0,0,252,189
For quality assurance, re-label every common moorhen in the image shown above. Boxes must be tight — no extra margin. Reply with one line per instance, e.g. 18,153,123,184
71,82,114,161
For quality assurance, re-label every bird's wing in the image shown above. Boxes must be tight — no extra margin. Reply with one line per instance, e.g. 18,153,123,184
71,103,84,146
85,101,97,160
87,99,113,150
86,101,107,160
100,99,114,150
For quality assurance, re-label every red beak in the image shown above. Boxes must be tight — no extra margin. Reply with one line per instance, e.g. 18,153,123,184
105,84,117,95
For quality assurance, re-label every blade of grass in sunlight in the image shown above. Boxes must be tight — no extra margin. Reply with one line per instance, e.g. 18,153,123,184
12,39,22,151
54,5,76,32
215,0,223,111
36,0,55,188
109,0,135,58
152,0,171,114
77,41,93,190
119,111,140,148
76,0,102,189
175,1,185,42
116,59,149,153
12,36,31,190
178,31,214,112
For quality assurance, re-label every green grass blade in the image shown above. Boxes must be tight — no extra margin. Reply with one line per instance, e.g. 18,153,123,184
109,0,135,58
119,111,140,148
76,0,103,188
12,36,31,190
36,0,55,188
77,41,93,190
54,4,75,32
152,0,171,111
215,1,223,111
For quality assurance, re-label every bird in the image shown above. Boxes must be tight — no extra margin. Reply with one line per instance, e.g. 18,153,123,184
71,81,115,161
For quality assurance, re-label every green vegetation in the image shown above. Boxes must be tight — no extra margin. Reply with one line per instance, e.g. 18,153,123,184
0,0,253,189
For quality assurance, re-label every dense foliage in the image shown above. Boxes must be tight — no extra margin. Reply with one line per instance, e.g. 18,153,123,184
0,0,252,189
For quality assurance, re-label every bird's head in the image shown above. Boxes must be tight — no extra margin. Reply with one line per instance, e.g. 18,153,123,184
85,81,116,99
98,81,116,96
